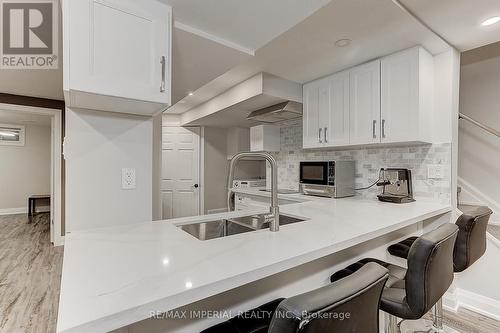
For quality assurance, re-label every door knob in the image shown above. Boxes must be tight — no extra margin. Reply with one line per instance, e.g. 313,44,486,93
194,184,199,188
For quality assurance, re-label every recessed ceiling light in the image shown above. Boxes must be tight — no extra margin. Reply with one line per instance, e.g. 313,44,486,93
188,92,194,96
335,38,352,47
481,16,500,26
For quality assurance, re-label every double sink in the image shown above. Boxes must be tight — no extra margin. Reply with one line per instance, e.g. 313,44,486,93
177,214,307,241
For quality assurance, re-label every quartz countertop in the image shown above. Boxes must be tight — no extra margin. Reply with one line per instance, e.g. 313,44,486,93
57,191,451,333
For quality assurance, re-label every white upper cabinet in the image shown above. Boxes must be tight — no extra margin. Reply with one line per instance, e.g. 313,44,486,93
381,46,433,143
63,0,172,115
349,60,381,145
303,71,349,148
303,80,322,148
302,46,434,149
327,71,350,146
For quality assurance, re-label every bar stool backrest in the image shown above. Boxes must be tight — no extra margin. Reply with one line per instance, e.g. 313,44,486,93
268,262,388,333
454,207,492,272
406,224,458,317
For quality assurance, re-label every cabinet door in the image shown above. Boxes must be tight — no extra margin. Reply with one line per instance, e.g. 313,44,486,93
318,81,331,145
381,48,419,143
67,0,171,105
349,60,381,145
328,71,350,146
303,82,321,148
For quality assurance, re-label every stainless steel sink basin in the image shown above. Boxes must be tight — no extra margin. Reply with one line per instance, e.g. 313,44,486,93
177,220,253,241
177,214,307,240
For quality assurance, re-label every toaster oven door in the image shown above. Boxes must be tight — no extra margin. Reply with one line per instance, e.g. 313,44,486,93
299,162,329,185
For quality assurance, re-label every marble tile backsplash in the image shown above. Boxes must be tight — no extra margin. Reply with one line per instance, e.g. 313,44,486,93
269,120,452,203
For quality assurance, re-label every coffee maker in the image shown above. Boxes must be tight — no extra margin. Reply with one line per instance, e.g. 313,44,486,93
376,168,415,203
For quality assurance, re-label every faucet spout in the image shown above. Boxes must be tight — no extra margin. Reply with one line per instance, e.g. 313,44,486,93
227,152,280,232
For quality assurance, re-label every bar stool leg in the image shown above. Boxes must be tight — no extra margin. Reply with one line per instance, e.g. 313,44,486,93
431,299,444,332
387,314,401,333
28,198,32,224
399,298,459,333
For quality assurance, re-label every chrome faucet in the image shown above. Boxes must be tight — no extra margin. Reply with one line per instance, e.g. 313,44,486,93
227,152,280,232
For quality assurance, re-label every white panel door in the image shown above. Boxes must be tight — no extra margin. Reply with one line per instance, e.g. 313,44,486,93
161,127,200,219
349,60,381,145
302,82,321,148
328,71,350,146
67,0,170,104
381,48,420,143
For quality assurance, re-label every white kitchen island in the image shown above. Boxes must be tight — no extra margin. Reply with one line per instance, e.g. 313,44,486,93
57,191,451,333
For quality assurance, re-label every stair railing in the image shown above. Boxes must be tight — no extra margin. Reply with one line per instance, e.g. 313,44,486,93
459,113,500,138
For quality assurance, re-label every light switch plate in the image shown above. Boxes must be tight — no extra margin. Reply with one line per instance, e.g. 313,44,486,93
122,168,136,189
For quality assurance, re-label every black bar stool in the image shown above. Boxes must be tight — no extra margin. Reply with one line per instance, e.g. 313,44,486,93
201,262,389,333
387,206,492,332
330,223,459,333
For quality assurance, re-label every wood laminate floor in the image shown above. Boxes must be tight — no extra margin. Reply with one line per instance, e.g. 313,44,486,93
0,213,63,333
442,308,500,333
420,308,500,333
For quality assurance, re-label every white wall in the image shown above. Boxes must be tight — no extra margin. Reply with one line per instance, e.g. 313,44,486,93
439,48,500,320
451,237,500,320
64,108,152,232
203,127,266,214
0,124,51,213
459,54,500,219
203,128,229,213
433,50,457,144
152,113,162,220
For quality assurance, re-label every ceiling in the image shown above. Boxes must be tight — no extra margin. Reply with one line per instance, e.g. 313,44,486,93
0,109,52,126
171,28,251,104
0,68,63,101
1,0,500,109
160,0,331,52
400,0,500,51
0,18,254,106
167,0,452,114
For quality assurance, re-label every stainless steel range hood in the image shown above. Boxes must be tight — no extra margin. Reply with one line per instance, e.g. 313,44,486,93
246,101,303,124
179,73,303,128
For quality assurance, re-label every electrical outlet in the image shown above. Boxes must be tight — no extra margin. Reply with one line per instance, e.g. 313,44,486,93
427,165,444,179
122,168,136,189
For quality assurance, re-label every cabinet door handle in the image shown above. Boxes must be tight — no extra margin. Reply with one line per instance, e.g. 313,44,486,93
318,128,322,143
382,119,386,139
324,127,328,143
372,120,377,138
160,56,166,92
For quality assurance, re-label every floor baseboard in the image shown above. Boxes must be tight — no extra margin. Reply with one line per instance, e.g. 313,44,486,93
0,207,50,216
445,288,500,321
0,207,26,215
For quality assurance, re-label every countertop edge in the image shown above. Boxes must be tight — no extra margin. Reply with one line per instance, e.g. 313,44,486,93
58,205,452,333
